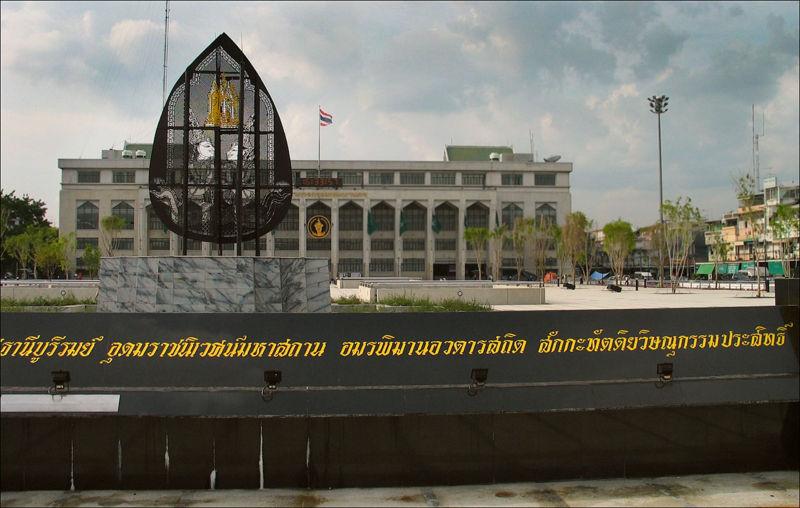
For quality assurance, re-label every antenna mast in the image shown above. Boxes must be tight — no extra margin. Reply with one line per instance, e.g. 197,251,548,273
162,0,170,106
529,129,534,162
753,105,765,191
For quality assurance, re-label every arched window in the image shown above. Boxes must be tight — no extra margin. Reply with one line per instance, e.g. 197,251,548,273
502,204,523,228
402,202,426,232
371,201,394,231
76,202,99,230
435,202,457,231
339,201,363,231
112,202,135,230
466,203,489,229
536,203,557,226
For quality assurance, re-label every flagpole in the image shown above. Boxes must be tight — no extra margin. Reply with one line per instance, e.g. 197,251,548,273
317,104,321,177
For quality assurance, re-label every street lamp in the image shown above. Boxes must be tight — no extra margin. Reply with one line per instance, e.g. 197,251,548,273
648,94,669,288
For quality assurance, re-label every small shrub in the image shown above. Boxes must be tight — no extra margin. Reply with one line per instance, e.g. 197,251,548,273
0,294,96,309
332,295,363,305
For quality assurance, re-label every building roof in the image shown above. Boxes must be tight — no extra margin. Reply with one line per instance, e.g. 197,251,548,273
444,145,513,162
123,142,153,158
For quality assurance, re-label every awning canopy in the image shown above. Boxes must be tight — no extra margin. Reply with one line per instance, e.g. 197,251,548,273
590,271,609,280
696,263,714,275
718,263,740,274
768,261,785,276
741,261,755,270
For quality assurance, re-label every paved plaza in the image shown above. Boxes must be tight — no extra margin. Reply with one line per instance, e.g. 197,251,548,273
2,470,797,507
331,283,776,311
493,283,776,311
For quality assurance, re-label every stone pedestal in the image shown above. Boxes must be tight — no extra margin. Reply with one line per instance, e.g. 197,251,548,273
97,256,330,313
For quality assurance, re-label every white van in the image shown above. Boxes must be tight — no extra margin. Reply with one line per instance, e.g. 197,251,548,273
633,271,653,280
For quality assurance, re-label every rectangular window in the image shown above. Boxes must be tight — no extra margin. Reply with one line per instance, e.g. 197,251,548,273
185,239,202,251
77,171,100,183
148,212,163,230
369,258,394,272
534,172,556,186
243,238,267,251
431,172,455,185
372,206,394,231
275,238,299,250
339,238,363,251
435,239,457,251
371,238,394,251
113,171,136,183
403,238,425,251
465,207,489,228
277,207,299,231
400,172,425,185
368,172,394,185
213,242,235,251
76,237,98,250
501,173,523,186
402,258,425,271
149,238,170,250
307,238,331,250
339,171,363,185
338,259,363,273
112,238,134,251
462,173,485,186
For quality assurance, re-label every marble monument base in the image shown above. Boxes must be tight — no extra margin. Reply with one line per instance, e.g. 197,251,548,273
97,256,330,313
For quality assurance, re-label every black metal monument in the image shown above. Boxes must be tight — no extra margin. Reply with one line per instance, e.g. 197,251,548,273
149,33,292,256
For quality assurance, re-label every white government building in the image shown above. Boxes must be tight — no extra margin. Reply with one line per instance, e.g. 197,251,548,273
59,143,573,279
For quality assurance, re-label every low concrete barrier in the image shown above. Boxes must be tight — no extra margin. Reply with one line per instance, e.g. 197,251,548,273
374,285,545,305
0,285,98,301
337,277,421,289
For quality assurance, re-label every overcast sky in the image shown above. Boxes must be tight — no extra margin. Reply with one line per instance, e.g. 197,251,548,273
1,1,798,228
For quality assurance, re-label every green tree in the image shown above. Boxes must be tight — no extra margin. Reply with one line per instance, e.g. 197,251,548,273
708,228,731,289
770,203,799,278
529,216,555,283
735,174,764,296
511,217,533,280
602,219,635,284
28,226,58,279
561,212,590,283
488,224,508,281
83,244,101,278
464,227,490,280
58,232,77,279
576,214,597,283
100,215,127,257
1,189,50,274
34,238,63,279
661,197,703,294
6,232,33,278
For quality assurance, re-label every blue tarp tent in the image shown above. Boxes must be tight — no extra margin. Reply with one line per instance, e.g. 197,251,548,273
590,271,609,280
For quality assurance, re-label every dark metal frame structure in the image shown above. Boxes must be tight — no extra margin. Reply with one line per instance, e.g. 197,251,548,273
149,33,292,255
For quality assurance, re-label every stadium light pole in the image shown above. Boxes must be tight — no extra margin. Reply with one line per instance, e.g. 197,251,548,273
648,95,668,288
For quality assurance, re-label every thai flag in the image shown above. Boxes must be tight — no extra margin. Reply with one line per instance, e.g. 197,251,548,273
319,107,333,126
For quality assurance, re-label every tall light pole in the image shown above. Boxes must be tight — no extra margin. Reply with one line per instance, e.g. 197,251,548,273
648,94,668,288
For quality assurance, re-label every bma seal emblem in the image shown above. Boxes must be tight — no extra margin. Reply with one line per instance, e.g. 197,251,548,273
307,215,331,239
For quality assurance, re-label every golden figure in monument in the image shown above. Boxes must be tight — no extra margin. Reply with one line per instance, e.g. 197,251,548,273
206,77,239,127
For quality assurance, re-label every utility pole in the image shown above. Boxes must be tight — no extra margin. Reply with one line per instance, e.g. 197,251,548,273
162,1,170,107
648,95,669,288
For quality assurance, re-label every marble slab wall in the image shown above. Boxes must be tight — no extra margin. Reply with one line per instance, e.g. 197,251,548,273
97,257,330,313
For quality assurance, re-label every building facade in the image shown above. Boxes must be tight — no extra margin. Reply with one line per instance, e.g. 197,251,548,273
59,143,573,279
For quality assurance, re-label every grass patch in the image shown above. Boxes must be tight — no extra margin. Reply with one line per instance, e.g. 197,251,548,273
379,295,490,312
332,295,363,305
0,295,96,309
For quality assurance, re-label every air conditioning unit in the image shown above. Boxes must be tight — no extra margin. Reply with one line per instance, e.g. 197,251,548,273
489,152,500,161
121,150,133,159
134,150,147,158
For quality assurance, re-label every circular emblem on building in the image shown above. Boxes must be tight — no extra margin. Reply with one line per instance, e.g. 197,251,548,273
307,215,331,239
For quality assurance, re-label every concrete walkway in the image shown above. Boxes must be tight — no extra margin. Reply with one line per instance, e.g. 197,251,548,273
493,284,776,311
2,470,797,507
